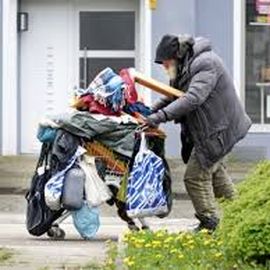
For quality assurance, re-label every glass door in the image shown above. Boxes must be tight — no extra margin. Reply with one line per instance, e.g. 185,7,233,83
79,11,136,88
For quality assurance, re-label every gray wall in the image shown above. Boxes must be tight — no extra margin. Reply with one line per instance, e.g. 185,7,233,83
232,133,270,162
151,0,196,157
195,0,234,74
151,0,234,157
0,0,2,154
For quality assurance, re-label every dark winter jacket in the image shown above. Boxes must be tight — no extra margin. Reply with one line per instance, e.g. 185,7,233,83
152,37,252,168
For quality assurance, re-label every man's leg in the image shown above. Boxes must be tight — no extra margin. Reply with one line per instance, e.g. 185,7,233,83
184,151,219,230
212,161,235,199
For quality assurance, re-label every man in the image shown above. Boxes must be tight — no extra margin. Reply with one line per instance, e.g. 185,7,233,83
146,34,252,231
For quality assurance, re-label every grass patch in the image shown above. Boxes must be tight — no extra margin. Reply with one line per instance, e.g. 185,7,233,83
0,248,13,264
118,229,267,270
61,262,105,270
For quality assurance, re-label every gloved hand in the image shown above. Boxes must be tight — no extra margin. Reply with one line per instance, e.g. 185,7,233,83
145,110,167,128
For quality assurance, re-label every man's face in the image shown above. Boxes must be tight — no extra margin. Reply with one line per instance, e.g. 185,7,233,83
162,59,177,80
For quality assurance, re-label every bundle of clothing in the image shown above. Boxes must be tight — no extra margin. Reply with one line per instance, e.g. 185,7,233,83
72,67,151,117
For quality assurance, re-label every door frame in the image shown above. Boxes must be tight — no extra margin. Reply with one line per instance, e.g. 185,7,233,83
72,0,152,104
0,0,3,154
1,0,18,155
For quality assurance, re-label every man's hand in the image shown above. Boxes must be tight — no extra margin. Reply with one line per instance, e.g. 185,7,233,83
145,110,167,128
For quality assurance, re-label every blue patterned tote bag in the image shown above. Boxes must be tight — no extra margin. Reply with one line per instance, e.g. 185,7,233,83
126,132,168,218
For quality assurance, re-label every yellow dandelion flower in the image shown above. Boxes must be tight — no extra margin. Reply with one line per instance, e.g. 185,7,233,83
106,258,114,265
164,236,174,243
200,228,209,234
187,240,195,245
175,235,182,241
156,232,164,238
214,252,223,259
123,257,130,264
135,243,143,248
204,240,211,246
217,241,223,246
170,248,178,254
178,254,184,260
123,256,135,266
185,234,193,240
152,240,162,248
127,261,135,267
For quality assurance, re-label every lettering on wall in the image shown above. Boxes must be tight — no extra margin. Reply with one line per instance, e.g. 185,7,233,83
45,46,55,117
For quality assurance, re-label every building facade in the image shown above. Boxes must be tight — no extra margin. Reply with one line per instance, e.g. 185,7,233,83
0,0,269,160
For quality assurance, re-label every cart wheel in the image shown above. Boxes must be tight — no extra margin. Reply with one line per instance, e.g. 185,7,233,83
47,225,66,240
141,225,150,231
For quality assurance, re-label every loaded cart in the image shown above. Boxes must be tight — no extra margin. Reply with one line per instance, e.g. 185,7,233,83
25,68,181,240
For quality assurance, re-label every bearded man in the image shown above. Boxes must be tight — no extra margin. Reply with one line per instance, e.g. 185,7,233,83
146,34,251,231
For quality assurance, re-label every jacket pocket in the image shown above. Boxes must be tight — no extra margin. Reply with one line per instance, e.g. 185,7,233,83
204,129,226,160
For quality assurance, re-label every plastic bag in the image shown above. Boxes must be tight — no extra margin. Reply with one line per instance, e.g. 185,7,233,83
80,155,112,207
72,201,100,239
126,132,168,218
44,147,85,210
61,167,85,210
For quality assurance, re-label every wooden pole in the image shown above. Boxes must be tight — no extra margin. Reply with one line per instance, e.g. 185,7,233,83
133,71,184,98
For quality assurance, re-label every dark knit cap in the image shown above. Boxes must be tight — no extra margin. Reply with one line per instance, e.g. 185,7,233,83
155,35,179,64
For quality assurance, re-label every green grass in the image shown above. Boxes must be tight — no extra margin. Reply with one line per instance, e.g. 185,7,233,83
0,248,13,263
60,262,104,270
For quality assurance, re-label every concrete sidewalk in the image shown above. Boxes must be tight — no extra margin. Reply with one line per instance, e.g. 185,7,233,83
0,194,197,270
0,213,197,270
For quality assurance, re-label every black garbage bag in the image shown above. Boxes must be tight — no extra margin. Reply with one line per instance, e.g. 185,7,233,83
25,143,63,236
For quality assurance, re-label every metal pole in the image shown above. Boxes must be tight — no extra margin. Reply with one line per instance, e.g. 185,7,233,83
261,86,265,124
83,47,87,89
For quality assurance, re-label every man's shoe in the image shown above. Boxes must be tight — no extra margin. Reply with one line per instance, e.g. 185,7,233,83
193,214,219,232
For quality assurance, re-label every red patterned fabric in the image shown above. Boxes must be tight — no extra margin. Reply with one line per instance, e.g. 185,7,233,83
119,69,138,105
80,95,121,116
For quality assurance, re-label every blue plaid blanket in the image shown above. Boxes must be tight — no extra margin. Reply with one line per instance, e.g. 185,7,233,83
75,68,126,112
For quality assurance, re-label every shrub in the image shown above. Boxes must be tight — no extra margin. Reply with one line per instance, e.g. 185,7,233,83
217,161,270,264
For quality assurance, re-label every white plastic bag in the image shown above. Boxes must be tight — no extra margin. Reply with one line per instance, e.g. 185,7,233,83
80,155,112,207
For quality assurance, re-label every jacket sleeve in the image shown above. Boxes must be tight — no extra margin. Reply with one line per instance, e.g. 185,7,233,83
162,57,219,121
151,96,174,113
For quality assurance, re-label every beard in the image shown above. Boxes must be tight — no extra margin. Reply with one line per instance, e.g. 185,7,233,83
164,63,177,80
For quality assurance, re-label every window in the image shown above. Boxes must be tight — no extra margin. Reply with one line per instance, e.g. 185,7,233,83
246,0,270,124
80,12,135,50
79,58,134,86
79,11,136,88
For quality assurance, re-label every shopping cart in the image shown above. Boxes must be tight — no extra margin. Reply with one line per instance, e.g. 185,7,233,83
46,126,167,240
